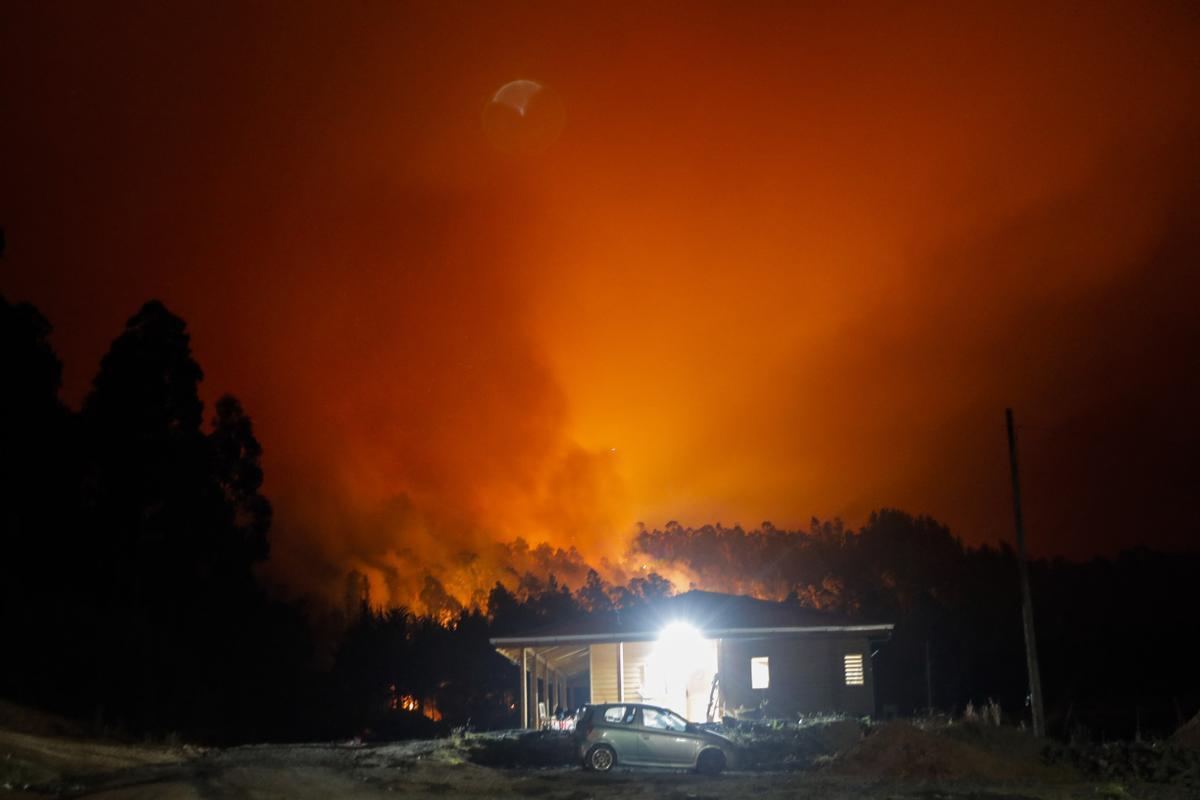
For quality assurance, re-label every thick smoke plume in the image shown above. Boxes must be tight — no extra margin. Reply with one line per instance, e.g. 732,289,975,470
2,3,1199,612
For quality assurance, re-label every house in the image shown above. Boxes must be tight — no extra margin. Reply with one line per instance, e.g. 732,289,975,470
490,590,893,729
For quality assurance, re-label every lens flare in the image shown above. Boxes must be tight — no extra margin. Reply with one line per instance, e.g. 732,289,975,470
482,79,566,154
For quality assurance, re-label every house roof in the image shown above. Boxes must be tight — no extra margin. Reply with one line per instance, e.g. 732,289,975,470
490,590,893,675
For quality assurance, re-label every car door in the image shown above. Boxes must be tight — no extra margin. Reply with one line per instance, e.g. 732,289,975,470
637,706,704,767
597,705,644,765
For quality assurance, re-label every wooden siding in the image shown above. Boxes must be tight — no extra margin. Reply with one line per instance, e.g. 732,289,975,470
591,634,877,716
719,634,875,717
622,641,654,701
589,643,619,703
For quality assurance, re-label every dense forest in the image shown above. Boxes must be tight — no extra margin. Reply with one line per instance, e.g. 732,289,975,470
1,294,1196,743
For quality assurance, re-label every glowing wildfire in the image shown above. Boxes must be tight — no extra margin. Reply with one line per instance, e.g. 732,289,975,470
342,519,864,618
388,686,442,721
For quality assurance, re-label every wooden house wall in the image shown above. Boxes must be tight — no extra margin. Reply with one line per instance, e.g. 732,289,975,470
588,643,618,703
718,634,875,717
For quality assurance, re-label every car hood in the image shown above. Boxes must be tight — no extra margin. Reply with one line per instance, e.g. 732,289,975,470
696,729,736,747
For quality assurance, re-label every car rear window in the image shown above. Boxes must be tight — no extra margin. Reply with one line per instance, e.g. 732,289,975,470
600,705,638,724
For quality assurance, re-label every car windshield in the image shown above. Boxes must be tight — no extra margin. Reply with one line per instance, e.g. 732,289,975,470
640,707,689,732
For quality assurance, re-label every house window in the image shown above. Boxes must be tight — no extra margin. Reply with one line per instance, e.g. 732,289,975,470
751,656,770,689
844,654,865,686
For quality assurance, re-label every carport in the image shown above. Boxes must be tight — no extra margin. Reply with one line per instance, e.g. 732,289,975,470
491,637,595,729
491,627,719,729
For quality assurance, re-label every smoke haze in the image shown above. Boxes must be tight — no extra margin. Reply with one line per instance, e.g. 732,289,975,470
3,2,1199,608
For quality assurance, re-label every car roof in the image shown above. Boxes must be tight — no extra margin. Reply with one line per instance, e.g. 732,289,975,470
586,702,680,714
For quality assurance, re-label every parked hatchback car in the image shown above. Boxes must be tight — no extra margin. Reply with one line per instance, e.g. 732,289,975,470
575,703,735,774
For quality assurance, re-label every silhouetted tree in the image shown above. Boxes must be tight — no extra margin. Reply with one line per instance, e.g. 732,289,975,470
211,394,272,563
65,300,280,736
613,571,674,609
0,295,75,706
0,295,65,551
575,568,615,615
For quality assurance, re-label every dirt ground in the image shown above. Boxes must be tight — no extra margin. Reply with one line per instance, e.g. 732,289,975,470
2,707,1198,800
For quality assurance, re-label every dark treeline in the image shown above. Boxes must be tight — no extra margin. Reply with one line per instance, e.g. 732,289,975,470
2,294,1196,743
1,296,308,741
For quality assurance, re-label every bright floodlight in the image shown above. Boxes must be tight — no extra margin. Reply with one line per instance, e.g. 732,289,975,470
651,622,716,720
656,622,709,678
658,621,703,648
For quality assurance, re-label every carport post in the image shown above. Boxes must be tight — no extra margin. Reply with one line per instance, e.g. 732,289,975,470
520,647,528,729
532,653,540,729
537,655,546,728
617,642,625,703
535,653,542,729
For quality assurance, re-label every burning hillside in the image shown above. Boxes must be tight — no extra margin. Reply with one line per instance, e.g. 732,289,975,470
328,511,967,620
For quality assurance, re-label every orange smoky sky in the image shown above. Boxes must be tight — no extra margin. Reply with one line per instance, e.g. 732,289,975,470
2,2,1199,607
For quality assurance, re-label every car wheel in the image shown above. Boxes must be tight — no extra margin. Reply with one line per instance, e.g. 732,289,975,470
696,749,726,776
585,744,616,772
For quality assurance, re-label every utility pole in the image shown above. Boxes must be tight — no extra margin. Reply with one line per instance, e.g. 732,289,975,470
1006,408,1046,738
924,640,934,714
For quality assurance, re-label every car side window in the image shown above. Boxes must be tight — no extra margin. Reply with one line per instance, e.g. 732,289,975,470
603,706,628,723
642,707,687,732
